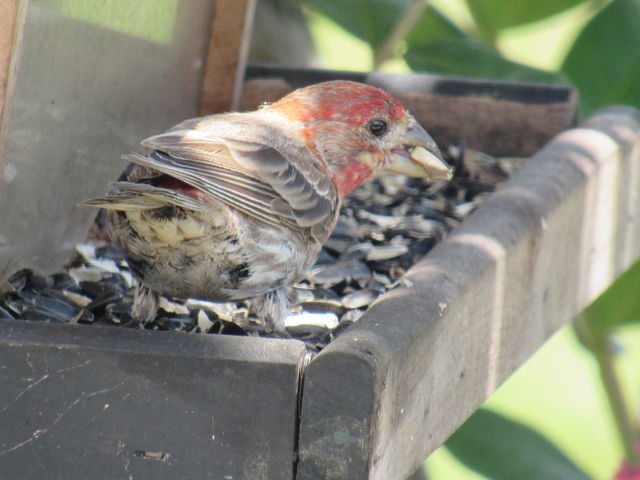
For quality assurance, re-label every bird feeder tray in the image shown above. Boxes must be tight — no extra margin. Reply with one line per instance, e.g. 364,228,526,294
3,7,640,479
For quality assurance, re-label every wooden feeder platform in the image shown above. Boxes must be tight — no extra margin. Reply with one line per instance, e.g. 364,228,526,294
1,2,640,479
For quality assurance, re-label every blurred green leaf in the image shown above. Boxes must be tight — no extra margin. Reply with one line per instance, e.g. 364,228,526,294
580,260,640,339
563,0,640,116
404,6,466,46
446,409,592,480
302,0,408,48
464,0,590,42
405,38,567,83
303,0,468,52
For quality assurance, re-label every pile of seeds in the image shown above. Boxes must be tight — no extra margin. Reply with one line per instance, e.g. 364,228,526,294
0,148,523,351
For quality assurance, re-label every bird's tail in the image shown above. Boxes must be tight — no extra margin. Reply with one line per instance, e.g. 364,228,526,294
79,181,205,212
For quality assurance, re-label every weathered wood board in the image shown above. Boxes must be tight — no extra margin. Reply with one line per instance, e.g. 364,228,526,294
297,106,640,479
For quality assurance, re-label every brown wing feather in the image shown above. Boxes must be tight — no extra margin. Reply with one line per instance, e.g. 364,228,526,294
123,152,300,232
137,125,339,239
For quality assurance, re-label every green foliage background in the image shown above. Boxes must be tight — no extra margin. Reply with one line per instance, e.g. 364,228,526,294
299,0,640,478
304,0,640,117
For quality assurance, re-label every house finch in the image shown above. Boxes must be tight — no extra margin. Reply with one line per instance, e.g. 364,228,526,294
83,81,452,335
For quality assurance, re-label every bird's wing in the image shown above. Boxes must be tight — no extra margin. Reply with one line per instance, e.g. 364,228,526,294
127,126,338,241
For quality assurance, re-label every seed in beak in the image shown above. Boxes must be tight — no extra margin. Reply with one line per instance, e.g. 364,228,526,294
409,146,453,180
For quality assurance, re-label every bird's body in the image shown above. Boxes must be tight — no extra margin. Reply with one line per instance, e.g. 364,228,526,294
84,81,452,333
106,113,336,305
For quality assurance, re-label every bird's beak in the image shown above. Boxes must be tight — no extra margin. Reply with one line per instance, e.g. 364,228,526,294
387,118,453,181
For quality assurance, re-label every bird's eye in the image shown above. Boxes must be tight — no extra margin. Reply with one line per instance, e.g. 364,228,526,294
367,119,388,137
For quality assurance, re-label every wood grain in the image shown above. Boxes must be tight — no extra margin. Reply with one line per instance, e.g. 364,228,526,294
200,0,256,115
0,0,20,162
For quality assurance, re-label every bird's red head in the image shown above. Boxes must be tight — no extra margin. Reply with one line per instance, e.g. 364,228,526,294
263,81,451,197
266,81,406,126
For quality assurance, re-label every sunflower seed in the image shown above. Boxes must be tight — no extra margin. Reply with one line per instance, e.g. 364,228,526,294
286,311,339,329
69,268,107,284
307,260,370,286
21,308,67,323
61,289,93,307
105,301,134,325
366,244,409,261
299,299,344,315
0,304,16,319
342,289,377,309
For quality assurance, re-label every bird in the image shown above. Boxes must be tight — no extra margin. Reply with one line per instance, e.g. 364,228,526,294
82,80,452,335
